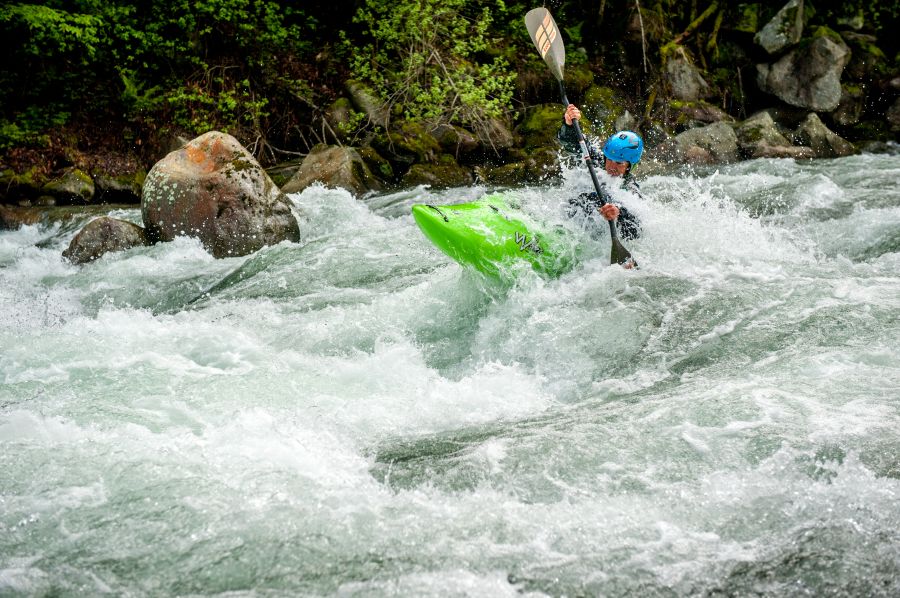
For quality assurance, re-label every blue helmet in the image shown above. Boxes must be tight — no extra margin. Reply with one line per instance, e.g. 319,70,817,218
602,130,644,165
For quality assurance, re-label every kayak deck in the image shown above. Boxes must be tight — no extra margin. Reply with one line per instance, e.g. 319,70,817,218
411,196,575,277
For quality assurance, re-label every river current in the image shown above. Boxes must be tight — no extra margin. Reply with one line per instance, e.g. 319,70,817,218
2,151,899,596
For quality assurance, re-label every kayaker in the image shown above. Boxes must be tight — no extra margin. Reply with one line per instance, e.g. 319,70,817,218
558,104,643,240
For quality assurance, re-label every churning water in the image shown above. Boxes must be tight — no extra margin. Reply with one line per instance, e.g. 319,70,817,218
2,151,899,596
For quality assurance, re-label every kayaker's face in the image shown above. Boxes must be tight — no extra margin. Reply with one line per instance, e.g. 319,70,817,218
605,159,628,177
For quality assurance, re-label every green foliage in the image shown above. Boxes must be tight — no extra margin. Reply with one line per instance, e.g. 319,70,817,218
0,3,103,61
2,0,899,164
119,69,163,119
165,76,270,136
0,0,316,161
0,107,69,151
346,0,516,135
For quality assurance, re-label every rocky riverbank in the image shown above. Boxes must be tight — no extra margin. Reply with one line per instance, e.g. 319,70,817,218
2,1,899,265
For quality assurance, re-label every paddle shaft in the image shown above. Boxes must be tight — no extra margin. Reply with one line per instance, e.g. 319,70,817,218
557,81,620,242
526,6,634,266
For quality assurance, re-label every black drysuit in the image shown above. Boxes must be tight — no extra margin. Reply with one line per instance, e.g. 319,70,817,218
557,121,642,240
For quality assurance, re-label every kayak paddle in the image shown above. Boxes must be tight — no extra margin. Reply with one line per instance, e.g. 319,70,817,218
525,7,636,268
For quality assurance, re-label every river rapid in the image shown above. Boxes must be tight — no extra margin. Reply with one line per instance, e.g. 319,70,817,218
2,151,899,596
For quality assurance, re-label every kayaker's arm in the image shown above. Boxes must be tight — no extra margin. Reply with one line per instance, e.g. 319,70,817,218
558,121,602,163
577,190,642,241
558,105,602,163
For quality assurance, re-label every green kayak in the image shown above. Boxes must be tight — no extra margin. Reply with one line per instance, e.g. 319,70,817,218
411,195,576,278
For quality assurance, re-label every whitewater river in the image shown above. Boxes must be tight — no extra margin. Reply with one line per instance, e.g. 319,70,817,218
2,151,899,596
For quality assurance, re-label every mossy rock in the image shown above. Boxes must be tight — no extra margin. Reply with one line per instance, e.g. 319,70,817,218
326,97,356,142
358,146,395,182
42,168,95,205
94,171,145,203
371,121,441,166
401,155,473,189
0,167,46,204
670,100,732,126
429,124,479,155
734,4,759,34
582,85,623,139
475,161,527,187
517,104,565,149
564,64,595,97
345,79,389,129
811,26,847,47
842,32,889,79
475,148,562,186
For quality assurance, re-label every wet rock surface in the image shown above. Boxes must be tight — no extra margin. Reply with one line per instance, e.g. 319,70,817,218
142,131,300,258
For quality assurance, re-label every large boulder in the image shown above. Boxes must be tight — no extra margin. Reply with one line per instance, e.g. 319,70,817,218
735,111,796,158
42,168,94,205
345,80,389,129
756,31,851,111
831,85,865,126
887,98,900,132
282,144,384,197
62,217,149,264
142,131,300,258
755,0,805,55
793,113,857,157
429,124,480,157
371,121,442,167
666,54,712,102
673,122,740,164
473,117,516,152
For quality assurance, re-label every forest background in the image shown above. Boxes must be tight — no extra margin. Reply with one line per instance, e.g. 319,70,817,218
1,0,899,199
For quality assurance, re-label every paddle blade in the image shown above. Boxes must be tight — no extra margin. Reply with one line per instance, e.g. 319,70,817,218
610,237,637,268
525,8,565,82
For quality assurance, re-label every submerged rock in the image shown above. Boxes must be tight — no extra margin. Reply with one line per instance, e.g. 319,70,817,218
62,216,148,264
0,205,43,229
142,131,300,258
282,144,384,197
